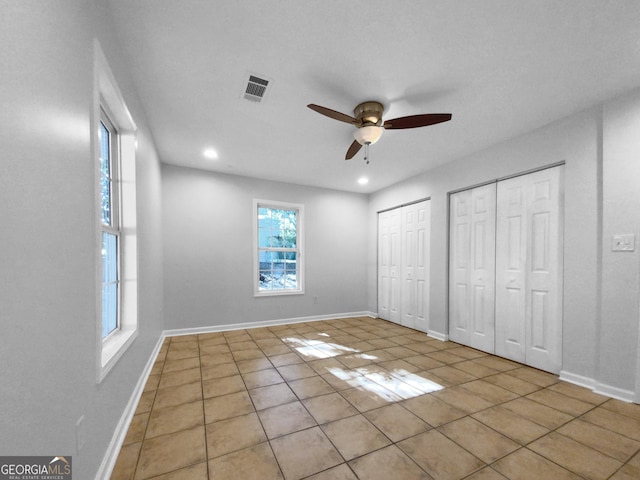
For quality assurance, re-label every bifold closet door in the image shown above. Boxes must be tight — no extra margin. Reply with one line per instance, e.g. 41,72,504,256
495,166,563,373
378,201,430,331
378,208,401,324
400,201,430,332
448,184,497,353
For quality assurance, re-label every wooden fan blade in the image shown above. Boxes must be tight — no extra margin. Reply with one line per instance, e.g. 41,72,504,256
308,104,358,125
345,140,362,160
383,113,452,130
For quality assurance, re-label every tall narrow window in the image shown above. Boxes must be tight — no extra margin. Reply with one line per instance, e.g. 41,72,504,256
254,200,304,296
99,111,120,339
95,40,138,380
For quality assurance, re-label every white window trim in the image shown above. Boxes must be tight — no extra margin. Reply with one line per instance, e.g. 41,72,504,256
253,199,305,297
99,108,122,340
94,40,138,382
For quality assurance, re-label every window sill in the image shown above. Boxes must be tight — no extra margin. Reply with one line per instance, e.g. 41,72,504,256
99,326,138,382
254,289,305,298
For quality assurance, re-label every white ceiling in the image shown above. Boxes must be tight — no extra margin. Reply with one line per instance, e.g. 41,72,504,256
107,0,640,193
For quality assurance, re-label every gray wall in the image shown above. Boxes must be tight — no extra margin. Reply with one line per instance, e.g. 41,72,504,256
162,165,369,330
0,1,164,478
600,90,640,397
369,91,640,399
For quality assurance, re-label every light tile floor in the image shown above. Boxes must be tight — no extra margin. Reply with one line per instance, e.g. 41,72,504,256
111,317,640,480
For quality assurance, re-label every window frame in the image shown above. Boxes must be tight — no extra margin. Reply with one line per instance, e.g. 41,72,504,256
94,40,138,382
99,107,122,341
253,199,305,297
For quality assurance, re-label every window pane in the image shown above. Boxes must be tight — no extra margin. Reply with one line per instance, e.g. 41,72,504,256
258,249,297,291
283,252,298,289
102,282,118,338
258,207,297,249
99,122,112,226
102,232,118,338
102,232,118,283
259,269,273,290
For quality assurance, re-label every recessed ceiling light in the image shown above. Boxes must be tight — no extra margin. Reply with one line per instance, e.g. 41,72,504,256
203,148,218,159
358,177,369,185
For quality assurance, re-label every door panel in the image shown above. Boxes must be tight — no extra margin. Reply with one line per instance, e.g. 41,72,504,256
378,209,401,323
377,211,393,321
449,190,472,344
449,184,496,353
499,288,525,361
496,166,563,373
496,181,527,362
415,208,429,331
378,213,390,321
389,210,401,324
526,168,562,372
378,201,430,332
469,185,497,352
401,201,430,331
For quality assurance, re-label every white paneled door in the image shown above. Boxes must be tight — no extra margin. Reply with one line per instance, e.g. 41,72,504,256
448,184,497,353
495,166,563,373
378,207,401,324
448,165,563,374
401,201,430,331
378,201,430,332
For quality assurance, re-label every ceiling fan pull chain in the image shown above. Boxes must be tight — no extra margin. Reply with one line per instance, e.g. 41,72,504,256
364,142,370,165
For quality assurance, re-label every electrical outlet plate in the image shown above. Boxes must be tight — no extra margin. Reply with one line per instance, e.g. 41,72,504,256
612,234,635,252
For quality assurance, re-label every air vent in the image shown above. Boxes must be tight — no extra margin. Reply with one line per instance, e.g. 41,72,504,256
244,75,270,103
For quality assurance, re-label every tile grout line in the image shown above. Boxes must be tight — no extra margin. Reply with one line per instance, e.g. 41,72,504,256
266,321,402,479
278,322,436,479
238,330,288,480
453,383,632,479
393,356,571,479
290,323,427,479
197,334,211,480
262,323,355,478
148,335,209,479
116,318,640,479
132,337,169,480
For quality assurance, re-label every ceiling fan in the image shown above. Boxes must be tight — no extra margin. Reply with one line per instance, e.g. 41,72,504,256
307,101,452,161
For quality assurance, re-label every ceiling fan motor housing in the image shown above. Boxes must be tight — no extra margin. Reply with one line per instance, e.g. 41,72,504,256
354,101,384,126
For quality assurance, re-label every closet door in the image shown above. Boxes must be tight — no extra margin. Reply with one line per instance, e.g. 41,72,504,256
495,166,563,373
378,208,401,324
448,184,496,353
401,200,430,331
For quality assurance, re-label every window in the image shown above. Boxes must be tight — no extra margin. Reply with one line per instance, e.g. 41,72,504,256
254,200,304,296
95,40,138,380
100,110,120,339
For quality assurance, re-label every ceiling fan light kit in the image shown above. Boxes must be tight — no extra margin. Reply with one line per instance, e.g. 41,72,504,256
307,100,452,161
353,125,384,146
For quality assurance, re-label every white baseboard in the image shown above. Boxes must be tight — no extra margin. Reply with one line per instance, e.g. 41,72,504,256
560,370,636,404
97,334,166,480
559,370,595,390
163,311,377,337
593,382,636,403
428,330,448,342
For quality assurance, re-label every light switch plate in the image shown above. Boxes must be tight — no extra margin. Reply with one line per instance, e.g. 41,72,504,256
612,234,635,252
